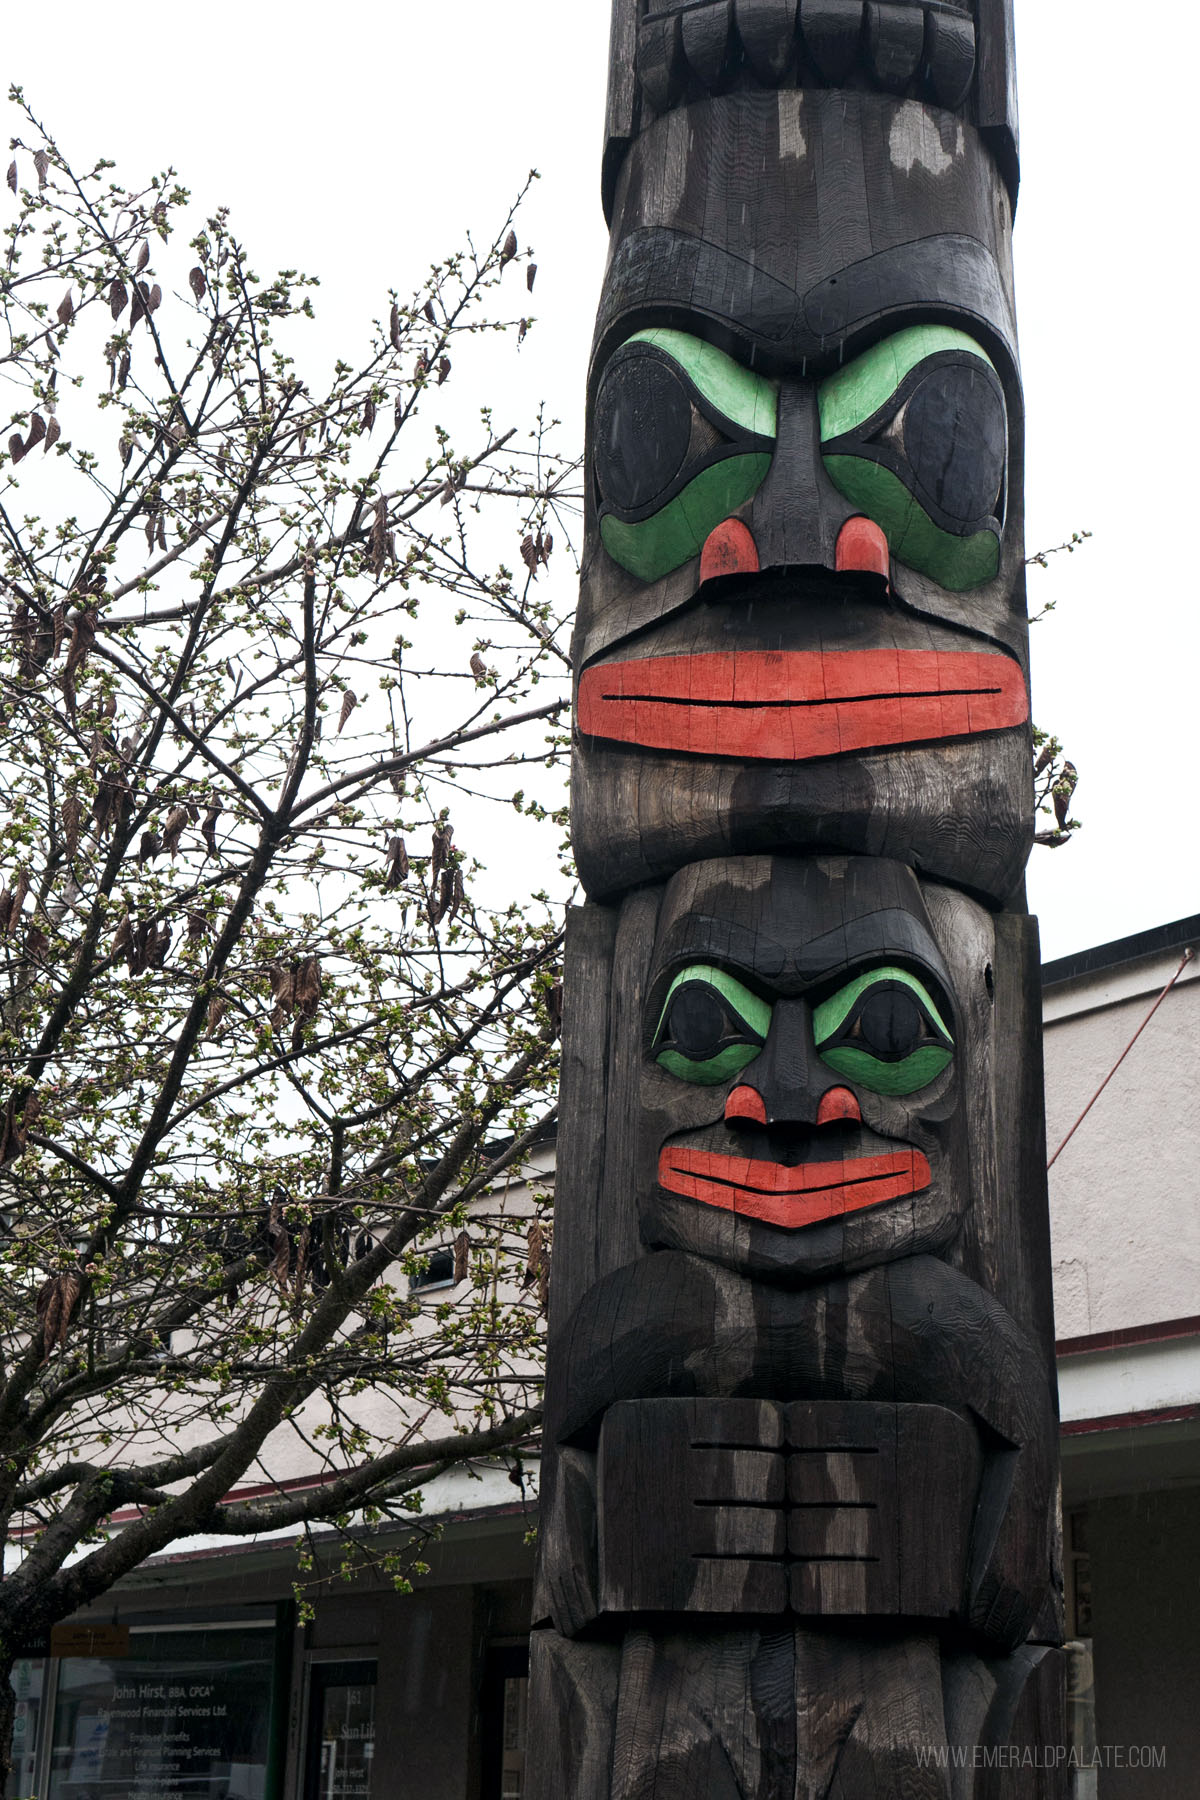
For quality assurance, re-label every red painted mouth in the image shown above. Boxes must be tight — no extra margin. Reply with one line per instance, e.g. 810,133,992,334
578,649,1027,761
657,1145,931,1229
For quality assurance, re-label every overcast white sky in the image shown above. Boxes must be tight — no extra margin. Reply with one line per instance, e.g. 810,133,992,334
4,0,1196,960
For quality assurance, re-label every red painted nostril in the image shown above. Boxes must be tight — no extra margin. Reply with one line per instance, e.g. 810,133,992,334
835,517,889,581
725,1084,767,1126
816,1086,861,1126
700,518,760,585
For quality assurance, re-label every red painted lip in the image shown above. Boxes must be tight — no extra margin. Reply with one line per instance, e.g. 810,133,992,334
577,649,1027,761
657,1145,932,1229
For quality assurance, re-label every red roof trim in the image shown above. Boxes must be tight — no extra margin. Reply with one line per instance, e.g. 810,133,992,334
1061,1402,1200,1437
1056,1315,1200,1358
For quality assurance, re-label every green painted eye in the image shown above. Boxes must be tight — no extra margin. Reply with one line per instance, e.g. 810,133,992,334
812,965,953,1096
653,963,771,1086
595,329,777,583
818,324,1006,591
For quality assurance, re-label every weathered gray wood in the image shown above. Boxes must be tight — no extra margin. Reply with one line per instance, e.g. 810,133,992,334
531,0,1059,1779
865,1,926,90
598,1399,787,1615
526,1631,620,1800
548,902,620,1336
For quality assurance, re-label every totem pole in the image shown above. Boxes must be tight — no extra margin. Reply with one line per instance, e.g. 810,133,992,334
529,4,1064,1793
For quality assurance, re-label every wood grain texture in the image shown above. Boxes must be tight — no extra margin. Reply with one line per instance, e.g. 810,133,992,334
603,0,642,222
865,1,926,91
545,1251,1054,1654
548,902,620,1336
601,0,1016,219
526,1631,620,1800
535,0,1054,1769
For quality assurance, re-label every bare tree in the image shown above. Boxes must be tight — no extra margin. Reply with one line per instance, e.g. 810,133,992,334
0,91,576,1774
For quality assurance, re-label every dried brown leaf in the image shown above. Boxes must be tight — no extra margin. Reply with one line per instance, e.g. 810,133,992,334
33,149,49,189
44,417,61,454
368,496,387,578
56,290,74,327
295,955,322,1020
188,265,207,300
64,608,97,680
453,1230,470,1284
61,791,82,856
36,1271,82,1360
5,161,15,194
136,240,150,272
8,433,26,466
384,836,409,891
526,262,537,292
201,804,221,857
430,822,452,883
267,1200,290,1291
148,283,162,313
338,690,357,734
147,922,172,969
389,303,402,349
10,871,30,926
500,229,517,266
109,276,128,319
161,804,189,856
206,994,228,1036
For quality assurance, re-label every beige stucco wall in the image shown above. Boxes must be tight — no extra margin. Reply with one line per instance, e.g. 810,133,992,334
1044,951,1199,1340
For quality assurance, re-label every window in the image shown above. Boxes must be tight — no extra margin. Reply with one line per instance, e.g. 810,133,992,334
410,1247,455,1294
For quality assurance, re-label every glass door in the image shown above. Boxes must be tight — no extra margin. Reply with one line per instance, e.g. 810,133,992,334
303,1661,377,1800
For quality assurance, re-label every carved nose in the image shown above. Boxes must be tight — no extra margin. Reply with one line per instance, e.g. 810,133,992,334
748,383,859,572
722,1001,863,1132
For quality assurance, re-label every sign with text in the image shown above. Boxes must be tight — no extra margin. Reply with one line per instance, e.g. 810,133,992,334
47,1622,276,1800
49,1623,131,1659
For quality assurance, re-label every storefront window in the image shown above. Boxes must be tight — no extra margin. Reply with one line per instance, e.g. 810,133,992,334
46,1622,276,1800
303,1661,376,1800
5,1656,45,1800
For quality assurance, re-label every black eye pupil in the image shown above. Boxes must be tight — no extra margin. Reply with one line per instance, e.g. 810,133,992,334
856,988,924,1058
666,986,728,1058
901,364,1005,524
594,353,692,515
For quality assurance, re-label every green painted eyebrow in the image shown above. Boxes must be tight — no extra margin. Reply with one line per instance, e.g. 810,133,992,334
624,329,778,440
656,963,773,1041
811,965,951,1046
817,325,997,443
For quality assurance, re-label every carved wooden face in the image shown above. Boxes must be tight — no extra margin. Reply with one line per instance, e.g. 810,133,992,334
635,856,976,1283
572,91,1032,904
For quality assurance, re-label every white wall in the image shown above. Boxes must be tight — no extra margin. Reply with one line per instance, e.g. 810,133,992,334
1044,946,1199,1340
